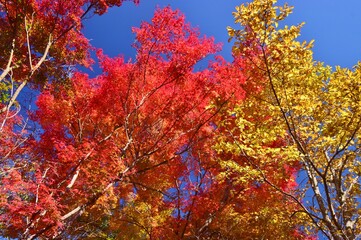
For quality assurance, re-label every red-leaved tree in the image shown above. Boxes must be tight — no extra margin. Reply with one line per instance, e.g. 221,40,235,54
0,7,244,239
0,0,138,238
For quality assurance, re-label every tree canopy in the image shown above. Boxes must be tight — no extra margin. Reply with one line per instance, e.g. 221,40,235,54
1,0,361,239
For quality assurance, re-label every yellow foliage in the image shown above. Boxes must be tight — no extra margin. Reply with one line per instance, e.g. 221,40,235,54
218,0,361,238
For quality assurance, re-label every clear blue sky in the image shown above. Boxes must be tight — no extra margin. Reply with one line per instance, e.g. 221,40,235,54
83,0,361,73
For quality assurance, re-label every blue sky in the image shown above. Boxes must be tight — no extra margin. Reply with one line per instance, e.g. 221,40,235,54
83,0,361,72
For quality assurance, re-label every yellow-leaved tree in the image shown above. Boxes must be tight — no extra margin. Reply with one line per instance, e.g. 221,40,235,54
217,0,361,239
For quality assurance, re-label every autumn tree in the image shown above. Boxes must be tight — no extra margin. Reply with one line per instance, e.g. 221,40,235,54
223,0,361,238
0,0,139,238
0,7,235,239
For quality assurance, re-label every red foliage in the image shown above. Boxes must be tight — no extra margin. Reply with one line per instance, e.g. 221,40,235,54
0,7,247,238
0,0,139,84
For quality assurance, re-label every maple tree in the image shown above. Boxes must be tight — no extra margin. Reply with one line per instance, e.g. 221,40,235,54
224,0,361,239
0,0,138,238
1,6,227,239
